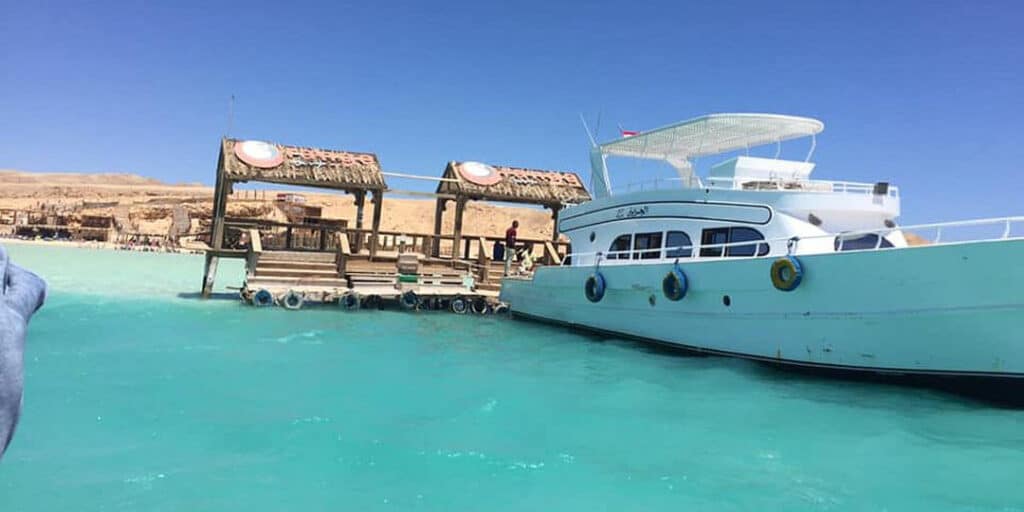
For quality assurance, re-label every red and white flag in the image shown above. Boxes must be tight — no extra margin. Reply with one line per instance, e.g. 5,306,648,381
620,129,638,138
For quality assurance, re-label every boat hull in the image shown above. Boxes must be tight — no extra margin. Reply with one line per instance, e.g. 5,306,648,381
500,239,1024,379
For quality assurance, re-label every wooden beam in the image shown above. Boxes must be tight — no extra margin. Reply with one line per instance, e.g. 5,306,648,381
353,191,366,253
369,190,384,259
335,231,351,276
201,252,218,297
550,205,562,242
203,148,229,298
451,198,466,260
431,199,446,258
544,241,563,266
245,228,262,276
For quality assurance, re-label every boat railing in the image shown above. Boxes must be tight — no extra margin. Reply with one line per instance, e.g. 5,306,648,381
817,216,1024,248
612,176,899,198
613,177,690,194
559,216,1024,266
565,239,767,266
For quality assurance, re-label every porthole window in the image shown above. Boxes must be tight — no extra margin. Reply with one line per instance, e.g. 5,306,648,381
589,231,596,243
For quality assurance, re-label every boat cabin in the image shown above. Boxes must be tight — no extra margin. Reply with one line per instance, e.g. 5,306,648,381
563,113,905,266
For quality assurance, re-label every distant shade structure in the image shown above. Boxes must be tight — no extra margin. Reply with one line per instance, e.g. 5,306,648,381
457,161,503,186
234,140,285,169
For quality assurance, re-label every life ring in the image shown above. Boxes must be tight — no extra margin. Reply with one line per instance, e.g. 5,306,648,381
770,256,804,291
338,291,361,310
400,290,420,310
450,295,469,314
424,296,441,311
584,272,606,303
363,295,382,310
251,288,274,307
471,297,489,315
662,266,688,301
492,303,510,315
281,290,305,310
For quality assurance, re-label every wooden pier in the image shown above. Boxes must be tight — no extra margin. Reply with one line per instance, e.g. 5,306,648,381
199,138,589,311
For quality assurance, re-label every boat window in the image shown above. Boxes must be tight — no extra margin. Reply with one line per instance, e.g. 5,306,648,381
632,232,663,260
665,231,693,258
607,234,632,260
728,228,769,257
699,227,769,257
699,228,730,257
834,234,894,251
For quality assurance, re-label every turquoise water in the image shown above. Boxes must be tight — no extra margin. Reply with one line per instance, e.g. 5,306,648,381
1,244,1023,511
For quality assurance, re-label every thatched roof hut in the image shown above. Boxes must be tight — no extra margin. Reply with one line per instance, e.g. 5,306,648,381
436,161,590,207
220,139,385,192
431,161,590,257
204,138,389,296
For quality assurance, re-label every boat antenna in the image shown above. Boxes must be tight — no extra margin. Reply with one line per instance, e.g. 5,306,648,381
579,113,597,148
593,111,602,143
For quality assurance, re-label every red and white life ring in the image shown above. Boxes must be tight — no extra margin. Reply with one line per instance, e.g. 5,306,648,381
234,140,284,169
457,161,503,186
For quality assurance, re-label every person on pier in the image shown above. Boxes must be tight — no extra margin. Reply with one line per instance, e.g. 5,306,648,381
504,220,519,276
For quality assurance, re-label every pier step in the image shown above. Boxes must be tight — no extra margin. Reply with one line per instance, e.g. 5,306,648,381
246,276,350,289
258,251,336,264
256,268,340,278
256,261,337,272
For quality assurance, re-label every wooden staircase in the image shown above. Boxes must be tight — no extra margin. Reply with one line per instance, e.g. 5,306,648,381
247,251,348,290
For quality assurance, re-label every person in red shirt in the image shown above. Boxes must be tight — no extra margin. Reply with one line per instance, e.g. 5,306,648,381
504,220,518,276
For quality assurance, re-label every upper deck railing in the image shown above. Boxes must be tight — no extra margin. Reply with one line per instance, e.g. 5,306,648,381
558,216,1024,266
612,177,899,198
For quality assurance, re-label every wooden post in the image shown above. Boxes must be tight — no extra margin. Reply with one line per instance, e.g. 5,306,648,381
246,228,263,276
477,236,489,283
369,189,384,259
202,150,229,298
335,230,351,276
452,198,466,260
202,252,219,297
550,205,562,242
431,198,446,258
353,191,366,253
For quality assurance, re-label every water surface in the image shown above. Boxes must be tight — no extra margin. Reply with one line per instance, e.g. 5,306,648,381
2,244,1022,511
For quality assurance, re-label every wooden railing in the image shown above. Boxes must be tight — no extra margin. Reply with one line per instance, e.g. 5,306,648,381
245,228,262,276
335,231,352,275
222,217,347,253
220,219,572,269
342,228,570,264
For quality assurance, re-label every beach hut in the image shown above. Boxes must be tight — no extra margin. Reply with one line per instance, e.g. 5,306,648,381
202,138,387,297
431,161,591,260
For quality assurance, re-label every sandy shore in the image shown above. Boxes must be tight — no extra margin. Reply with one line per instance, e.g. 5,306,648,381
0,237,206,255
0,169,561,241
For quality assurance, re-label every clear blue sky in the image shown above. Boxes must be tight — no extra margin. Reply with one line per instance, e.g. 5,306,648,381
3,0,1022,224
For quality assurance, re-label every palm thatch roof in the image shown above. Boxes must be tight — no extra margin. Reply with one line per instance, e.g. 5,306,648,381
219,138,386,191
436,161,590,207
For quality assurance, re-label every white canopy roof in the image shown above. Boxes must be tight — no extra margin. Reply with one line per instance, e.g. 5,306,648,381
599,113,824,162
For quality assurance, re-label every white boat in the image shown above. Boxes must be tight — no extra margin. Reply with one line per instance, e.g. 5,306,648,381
500,113,1024,390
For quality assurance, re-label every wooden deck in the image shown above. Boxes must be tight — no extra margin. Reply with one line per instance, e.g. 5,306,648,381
229,229,510,312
